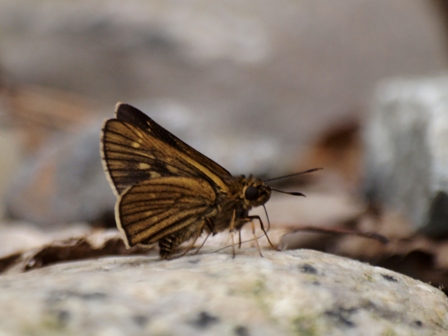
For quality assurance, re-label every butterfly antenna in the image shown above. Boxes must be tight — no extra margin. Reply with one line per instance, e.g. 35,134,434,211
270,189,306,197
264,167,322,183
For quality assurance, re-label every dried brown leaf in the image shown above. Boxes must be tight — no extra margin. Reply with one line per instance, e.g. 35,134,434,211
0,230,151,274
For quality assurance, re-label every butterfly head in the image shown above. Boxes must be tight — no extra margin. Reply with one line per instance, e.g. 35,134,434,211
243,177,271,207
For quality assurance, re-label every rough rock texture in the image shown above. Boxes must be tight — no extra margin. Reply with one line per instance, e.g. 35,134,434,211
364,76,448,236
0,249,447,335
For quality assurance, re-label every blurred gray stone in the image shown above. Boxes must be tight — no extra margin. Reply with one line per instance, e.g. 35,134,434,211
0,129,22,218
364,76,448,236
5,121,116,227
0,249,447,335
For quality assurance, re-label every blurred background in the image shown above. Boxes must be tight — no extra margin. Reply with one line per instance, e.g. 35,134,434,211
1,1,448,290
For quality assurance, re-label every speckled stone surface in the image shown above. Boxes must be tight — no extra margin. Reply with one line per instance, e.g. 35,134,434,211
0,249,447,335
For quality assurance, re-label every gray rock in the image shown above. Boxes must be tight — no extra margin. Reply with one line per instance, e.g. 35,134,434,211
0,249,446,335
364,76,448,236
0,129,22,218
5,121,116,227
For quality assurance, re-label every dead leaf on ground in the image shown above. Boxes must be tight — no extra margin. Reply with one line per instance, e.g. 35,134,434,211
0,230,152,275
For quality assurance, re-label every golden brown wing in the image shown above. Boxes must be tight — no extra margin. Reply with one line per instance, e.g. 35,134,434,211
101,103,232,196
116,176,217,247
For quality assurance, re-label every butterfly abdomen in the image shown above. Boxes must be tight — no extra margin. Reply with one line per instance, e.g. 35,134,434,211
158,234,186,259
157,220,209,259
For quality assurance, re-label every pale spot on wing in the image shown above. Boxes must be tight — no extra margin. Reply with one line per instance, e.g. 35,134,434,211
167,165,180,174
139,163,151,169
149,171,162,178
132,142,141,148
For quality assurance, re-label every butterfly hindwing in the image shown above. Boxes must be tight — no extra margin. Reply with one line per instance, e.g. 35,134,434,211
101,103,232,196
116,176,217,247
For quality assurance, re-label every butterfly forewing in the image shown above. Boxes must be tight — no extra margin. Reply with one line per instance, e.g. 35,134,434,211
116,176,216,247
102,119,195,195
101,103,232,196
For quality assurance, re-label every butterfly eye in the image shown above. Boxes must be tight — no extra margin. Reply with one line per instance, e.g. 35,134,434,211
245,185,259,201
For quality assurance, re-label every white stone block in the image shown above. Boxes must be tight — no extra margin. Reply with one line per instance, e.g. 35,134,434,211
364,76,448,235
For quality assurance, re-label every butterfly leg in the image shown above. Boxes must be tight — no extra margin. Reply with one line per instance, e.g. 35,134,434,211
177,219,212,258
228,210,238,258
249,219,263,257
238,229,242,249
192,218,214,255
246,215,279,252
